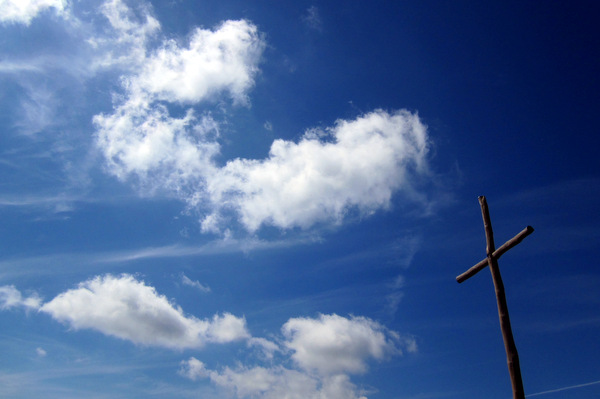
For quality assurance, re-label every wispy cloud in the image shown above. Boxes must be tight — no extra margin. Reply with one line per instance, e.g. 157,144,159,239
13,83,58,135
0,285,41,310
302,6,323,32
527,379,600,397
0,61,42,73
92,0,160,69
497,177,600,208
0,194,74,208
181,273,211,293
0,361,182,399
97,235,317,263
0,235,319,280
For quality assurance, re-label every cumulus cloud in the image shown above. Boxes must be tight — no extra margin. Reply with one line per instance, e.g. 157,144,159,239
94,17,265,195
204,109,430,232
283,313,414,375
0,0,66,25
180,359,367,399
129,19,265,105
98,103,431,236
94,101,220,192
0,285,41,310
40,274,249,349
181,313,413,399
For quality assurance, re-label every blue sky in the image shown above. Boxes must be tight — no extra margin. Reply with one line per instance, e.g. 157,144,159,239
0,0,598,398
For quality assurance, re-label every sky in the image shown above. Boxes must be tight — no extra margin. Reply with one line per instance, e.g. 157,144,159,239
0,0,598,398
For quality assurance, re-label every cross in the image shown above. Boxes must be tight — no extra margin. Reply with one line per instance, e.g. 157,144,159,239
456,196,534,399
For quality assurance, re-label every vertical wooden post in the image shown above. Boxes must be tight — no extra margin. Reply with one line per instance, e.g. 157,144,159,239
457,196,533,398
479,196,525,399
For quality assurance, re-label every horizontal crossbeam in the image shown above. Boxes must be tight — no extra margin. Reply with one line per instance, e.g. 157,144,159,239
456,225,534,283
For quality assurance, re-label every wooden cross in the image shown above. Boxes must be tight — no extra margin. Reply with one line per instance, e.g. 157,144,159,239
456,196,534,399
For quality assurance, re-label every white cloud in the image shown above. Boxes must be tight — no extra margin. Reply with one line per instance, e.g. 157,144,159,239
100,0,158,38
0,0,66,25
204,109,430,232
181,313,413,399
98,106,431,234
1,0,432,236
0,285,41,310
0,0,160,75
282,313,413,375
247,337,280,360
180,359,367,399
181,274,211,293
94,17,265,195
40,274,249,349
94,101,220,192
90,0,160,70
130,19,265,105
86,2,433,235
2,0,435,236
36,347,47,357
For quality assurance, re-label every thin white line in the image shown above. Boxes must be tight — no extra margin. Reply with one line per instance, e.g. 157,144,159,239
527,380,600,397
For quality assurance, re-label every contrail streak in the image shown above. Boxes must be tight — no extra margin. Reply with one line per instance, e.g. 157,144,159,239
527,379,600,397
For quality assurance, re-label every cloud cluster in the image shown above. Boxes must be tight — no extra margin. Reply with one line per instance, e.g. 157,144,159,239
93,16,265,196
2,277,414,398
1,2,424,397
1,0,436,233
87,1,432,234
39,274,249,349
0,0,66,25
181,313,416,399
